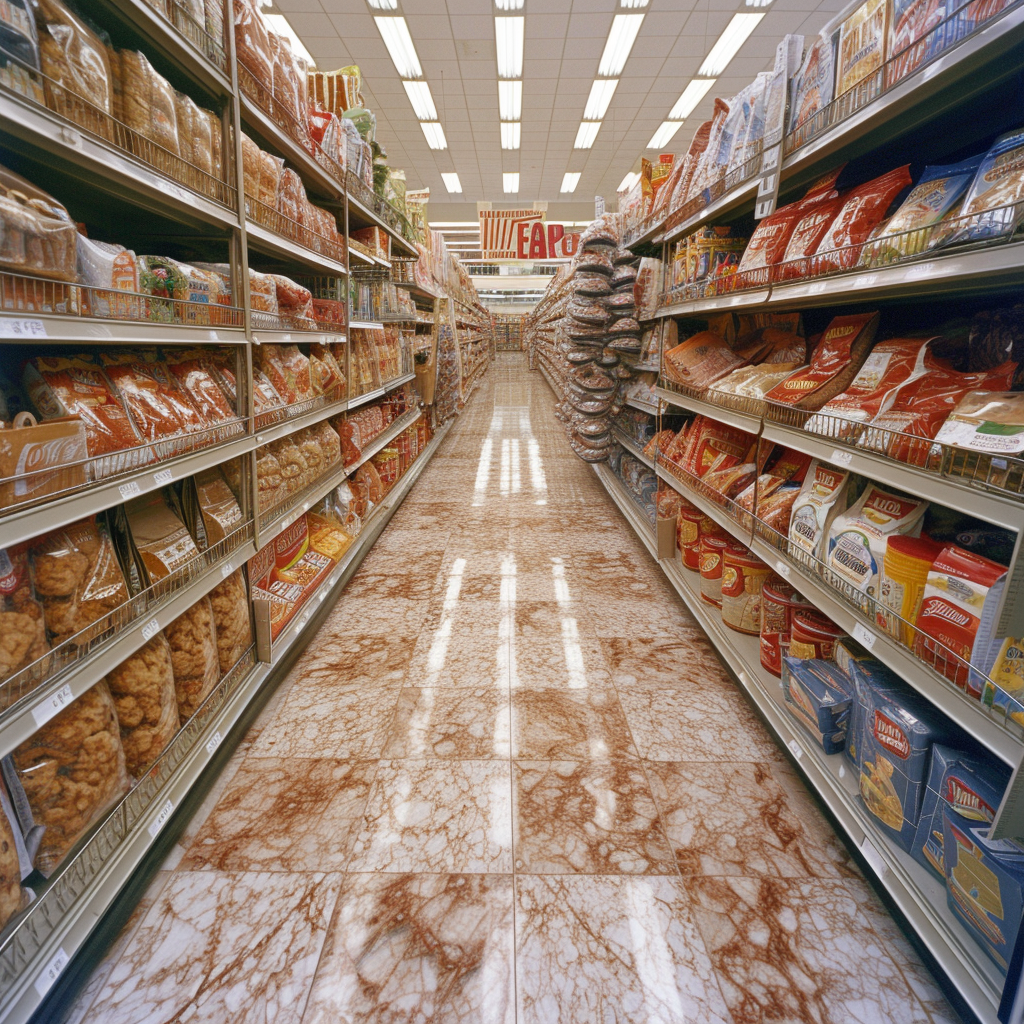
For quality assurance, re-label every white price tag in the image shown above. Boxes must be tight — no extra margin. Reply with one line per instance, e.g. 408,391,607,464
830,448,853,468
788,739,803,760
838,764,846,779
141,618,160,642
205,731,222,756
221,562,234,579
32,684,74,727
33,948,69,997
0,318,46,339
853,622,877,649
118,480,142,500
775,560,791,578
153,468,173,486
147,798,174,839
58,125,81,147
860,837,887,878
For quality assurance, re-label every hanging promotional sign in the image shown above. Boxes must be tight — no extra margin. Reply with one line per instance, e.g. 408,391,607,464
478,210,580,259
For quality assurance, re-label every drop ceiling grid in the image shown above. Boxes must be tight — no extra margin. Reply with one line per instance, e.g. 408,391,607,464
290,0,839,205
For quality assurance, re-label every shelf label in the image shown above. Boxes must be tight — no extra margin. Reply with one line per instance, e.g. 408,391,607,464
853,622,877,650
32,684,74,728
205,731,222,756
0,318,46,339
58,125,81,148
830,448,853,468
860,837,888,878
775,560,791,578
838,764,846,779
221,562,235,580
788,739,803,760
33,947,69,998
141,618,160,642
118,480,142,500
147,798,174,839
153,468,173,486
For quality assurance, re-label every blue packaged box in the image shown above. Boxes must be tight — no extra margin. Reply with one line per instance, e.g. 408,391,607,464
858,669,953,852
781,657,852,755
911,743,1010,883
943,807,1024,974
833,639,878,774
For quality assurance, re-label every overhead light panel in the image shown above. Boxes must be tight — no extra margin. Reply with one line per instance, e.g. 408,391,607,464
503,172,520,193
495,17,525,79
500,122,521,149
560,172,581,193
367,0,397,8
618,171,640,192
584,79,618,120
403,80,437,120
263,15,315,66
375,17,422,78
669,78,715,119
598,14,644,76
620,0,648,6
441,173,463,193
498,80,522,120
574,121,601,149
698,13,764,76
495,0,524,8
420,121,448,149
647,121,682,148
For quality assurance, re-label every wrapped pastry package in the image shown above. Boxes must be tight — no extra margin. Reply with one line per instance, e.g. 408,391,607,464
0,165,79,282
124,491,200,585
208,569,253,675
36,0,113,125
99,351,206,441
257,344,314,402
836,0,890,97
952,129,1024,242
0,544,49,684
165,596,220,721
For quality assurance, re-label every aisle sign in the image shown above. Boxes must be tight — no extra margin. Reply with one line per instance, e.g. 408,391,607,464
478,209,579,259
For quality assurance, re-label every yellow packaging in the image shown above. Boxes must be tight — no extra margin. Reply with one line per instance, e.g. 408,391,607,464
878,534,944,644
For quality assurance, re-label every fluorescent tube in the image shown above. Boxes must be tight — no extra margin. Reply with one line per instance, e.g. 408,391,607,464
574,121,601,149
560,172,581,192
598,14,644,76
403,80,437,120
375,17,423,79
698,13,764,76
584,79,618,120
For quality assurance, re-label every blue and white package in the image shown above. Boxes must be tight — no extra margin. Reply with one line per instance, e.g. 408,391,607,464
781,657,853,755
950,128,1024,243
833,638,878,774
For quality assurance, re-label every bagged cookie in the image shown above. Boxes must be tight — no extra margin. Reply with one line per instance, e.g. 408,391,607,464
0,788,29,931
0,544,49,684
12,682,129,875
105,633,178,777
124,491,200,585
193,468,244,546
208,569,253,675
165,596,220,721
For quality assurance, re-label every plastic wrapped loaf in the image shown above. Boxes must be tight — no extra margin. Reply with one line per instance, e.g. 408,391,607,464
208,569,253,676
165,595,221,722
0,165,78,282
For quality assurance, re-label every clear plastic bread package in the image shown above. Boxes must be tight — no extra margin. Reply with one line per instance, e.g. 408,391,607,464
208,569,253,675
165,595,220,721
11,682,130,875
0,544,49,684
0,165,78,282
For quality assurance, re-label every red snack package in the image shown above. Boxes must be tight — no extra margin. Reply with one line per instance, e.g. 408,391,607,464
163,350,241,429
268,275,314,324
663,331,746,390
256,344,314,403
681,416,757,478
99,352,205,441
776,194,846,279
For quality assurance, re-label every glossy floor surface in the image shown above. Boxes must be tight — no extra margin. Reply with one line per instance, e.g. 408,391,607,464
66,356,961,1024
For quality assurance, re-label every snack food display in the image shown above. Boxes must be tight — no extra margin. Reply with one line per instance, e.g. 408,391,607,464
165,595,220,721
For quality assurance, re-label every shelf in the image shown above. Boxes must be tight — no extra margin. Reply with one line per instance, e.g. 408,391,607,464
245,222,348,278
348,372,417,410
655,384,761,435
346,189,417,259
625,397,660,417
253,397,348,448
661,175,761,246
346,408,423,474
593,460,1008,1024
394,280,440,301
251,326,346,346
0,311,246,348
349,320,386,331
611,428,655,469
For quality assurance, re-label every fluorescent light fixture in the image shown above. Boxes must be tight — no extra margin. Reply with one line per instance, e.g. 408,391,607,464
498,80,522,120
263,15,315,66
618,170,640,192
367,0,397,8
647,120,682,148
584,79,618,120
500,122,521,149
598,14,644,76
503,172,520,192
574,120,601,149
746,0,773,6
375,17,422,78
620,0,648,5
560,172,581,192
420,121,448,149
441,173,463,193
698,13,764,76
669,78,715,119
495,0,523,8
495,17,525,79
403,80,437,120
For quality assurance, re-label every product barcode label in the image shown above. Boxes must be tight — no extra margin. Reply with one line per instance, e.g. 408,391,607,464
775,560,791,578
32,684,74,727
141,618,160,642
118,480,142,500
147,798,174,839
205,731,222,756
853,623,877,649
33,947,69,997
153,469,173,486
0,318,46,339
830,448,853,468
788,739,803,760
860,837,887,878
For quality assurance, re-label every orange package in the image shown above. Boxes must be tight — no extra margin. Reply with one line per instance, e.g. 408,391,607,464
256,344,313,402
99,352,205,440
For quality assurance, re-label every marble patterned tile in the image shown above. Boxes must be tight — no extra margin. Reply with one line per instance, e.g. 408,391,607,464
342,570,439,601
509,635,613,690
508,601,598,641
287,634,416,687
301,873,515,1024
647,761,859,879
618,681,755,729
180,758,376,872
348,760,513,873
514,875,732,1024
324,595,436,637
570,550,666,588
513,760,676,875
383,687,512,759
511,687,637,760
599,636,731,690
82,871,338,1024
405,632,510,689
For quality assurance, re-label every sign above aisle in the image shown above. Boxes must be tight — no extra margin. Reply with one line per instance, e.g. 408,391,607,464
478,210,580,260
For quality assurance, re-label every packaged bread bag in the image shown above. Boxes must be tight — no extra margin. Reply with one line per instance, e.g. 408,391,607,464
207,569,253,676
0,544,48,684
789,459,851,563
789,26,839,135
165,595,220,721
123,491,200,586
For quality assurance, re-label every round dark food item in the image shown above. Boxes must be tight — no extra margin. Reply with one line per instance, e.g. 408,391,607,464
608,317,641,335
568,302,609,326
606,292,636,311
569,434,611,460
572,396,613,415
574,275,613,297
607,337,642,353
577,417,610,437
577,431,612,451
567,331,607,346
567,324,606,339
597,352,620,368
610,265,637,287
613,249,639,266
566,349,596,365
576,252,613,276
580,223,618,249
571,366,615,392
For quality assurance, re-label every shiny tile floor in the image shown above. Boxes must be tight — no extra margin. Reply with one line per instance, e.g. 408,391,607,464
66,355,962,1024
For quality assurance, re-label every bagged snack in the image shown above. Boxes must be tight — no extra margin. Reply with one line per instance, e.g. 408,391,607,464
789,28,837,134
255,448,284,509
233,0,273,84
268,437,310,494
12,682,130,874
950,129,1024,242
836,0,889,96
0,165,78,282
76,236,140,319
777,193,846,276
193,468,243,546
309,343,345,396
240,132,261,199
258,149,284,207
276,167,304,223
0,788,29,931
165,595,220,720
105,633,178,776
31,517,128,645
663,331,745,390
789,459,850,563
680,416,757,478
932,391,1024,456
350,460,382,516
257,344,313,402
688,98,731,200
888,0,945,82
163,350,239,428
208,569,252,675
99,351,205,441
36,0,113,120
0,0,39,74
269,275,314,324
0,544,48,683
124,491,200,585
781,657,853,754
670,121,712,211
119,50,180,155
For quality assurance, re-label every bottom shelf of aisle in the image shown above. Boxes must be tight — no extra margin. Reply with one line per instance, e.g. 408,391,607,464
591,460,1011,1024
8,411,458,1024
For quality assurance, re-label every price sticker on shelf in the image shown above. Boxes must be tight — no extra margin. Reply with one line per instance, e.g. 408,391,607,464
141,618,160,642
830,448,853,468
221,562,234,580
58,125,81,148
32,684,74,728
788,739,803,760
853,622,877,650
860,837,887,878
775,560,791,578
147,798,174,839
205,731,222,756
0,318,46,339
118,480,142,500
33,947,69,998
838,764,846,779
153,468,173,486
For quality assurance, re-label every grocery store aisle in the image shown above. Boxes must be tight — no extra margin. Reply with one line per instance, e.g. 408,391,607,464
68,354,960,1024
